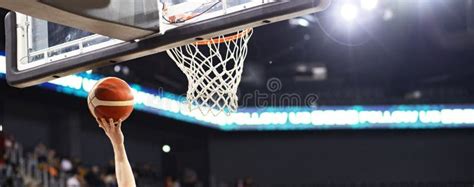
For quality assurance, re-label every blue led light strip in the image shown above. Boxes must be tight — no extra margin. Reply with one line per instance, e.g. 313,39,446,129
1,54,474,131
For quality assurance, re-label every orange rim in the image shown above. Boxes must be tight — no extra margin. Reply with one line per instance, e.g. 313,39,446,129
193,28,252,45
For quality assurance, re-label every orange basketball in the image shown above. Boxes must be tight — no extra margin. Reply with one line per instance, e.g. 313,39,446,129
87,77,134,122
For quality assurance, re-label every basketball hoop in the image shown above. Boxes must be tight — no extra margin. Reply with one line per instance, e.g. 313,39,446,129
166,28,253,115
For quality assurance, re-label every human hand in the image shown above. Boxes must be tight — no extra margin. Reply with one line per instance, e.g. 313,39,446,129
97,118,124,147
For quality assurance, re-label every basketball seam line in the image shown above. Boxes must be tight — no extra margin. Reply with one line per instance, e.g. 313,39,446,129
91,97,134,107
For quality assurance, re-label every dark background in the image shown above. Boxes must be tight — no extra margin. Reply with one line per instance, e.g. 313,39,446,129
0,8,4,51
3,0,474,186
3,82,474,186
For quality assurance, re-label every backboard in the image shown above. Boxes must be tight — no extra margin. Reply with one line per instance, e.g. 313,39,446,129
3,0,331,88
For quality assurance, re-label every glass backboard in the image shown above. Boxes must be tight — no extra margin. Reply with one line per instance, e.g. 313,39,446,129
15,14,124,71
3,0,331,87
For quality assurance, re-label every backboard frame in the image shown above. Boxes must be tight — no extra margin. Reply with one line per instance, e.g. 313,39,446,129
5,0,331,88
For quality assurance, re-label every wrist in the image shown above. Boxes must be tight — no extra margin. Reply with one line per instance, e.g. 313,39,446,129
112,142,125,149
112,142,127,161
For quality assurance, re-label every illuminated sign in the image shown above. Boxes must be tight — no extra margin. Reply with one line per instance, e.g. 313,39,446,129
0,53,5,77
221,106,474,130
2,54,474,130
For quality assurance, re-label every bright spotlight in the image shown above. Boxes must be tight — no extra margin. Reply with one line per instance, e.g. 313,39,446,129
162,145,171,153
360,0,378,11
383,9,394,21
122,66,130,75
114,65,121,73
297,18,310,27
340,4,359,22
289,18,310,27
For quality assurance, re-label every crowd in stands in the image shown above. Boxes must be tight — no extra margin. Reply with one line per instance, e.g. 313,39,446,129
0,133,189,187
1,133,256,187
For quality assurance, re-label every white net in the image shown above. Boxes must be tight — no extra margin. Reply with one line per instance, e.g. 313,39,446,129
166,29,253,115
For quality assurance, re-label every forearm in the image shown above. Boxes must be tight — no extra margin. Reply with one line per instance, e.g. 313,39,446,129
112,143,136,187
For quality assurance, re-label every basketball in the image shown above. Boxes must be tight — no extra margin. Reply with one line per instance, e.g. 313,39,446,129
87,77,134,122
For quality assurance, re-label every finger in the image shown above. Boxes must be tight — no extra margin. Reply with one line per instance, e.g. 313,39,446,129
96,118,104,128
101,118,109,133
109,118,116,131
117,119,123,129
96,118,101,127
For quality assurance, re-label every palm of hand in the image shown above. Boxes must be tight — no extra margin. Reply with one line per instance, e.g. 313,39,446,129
97,118,125,146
